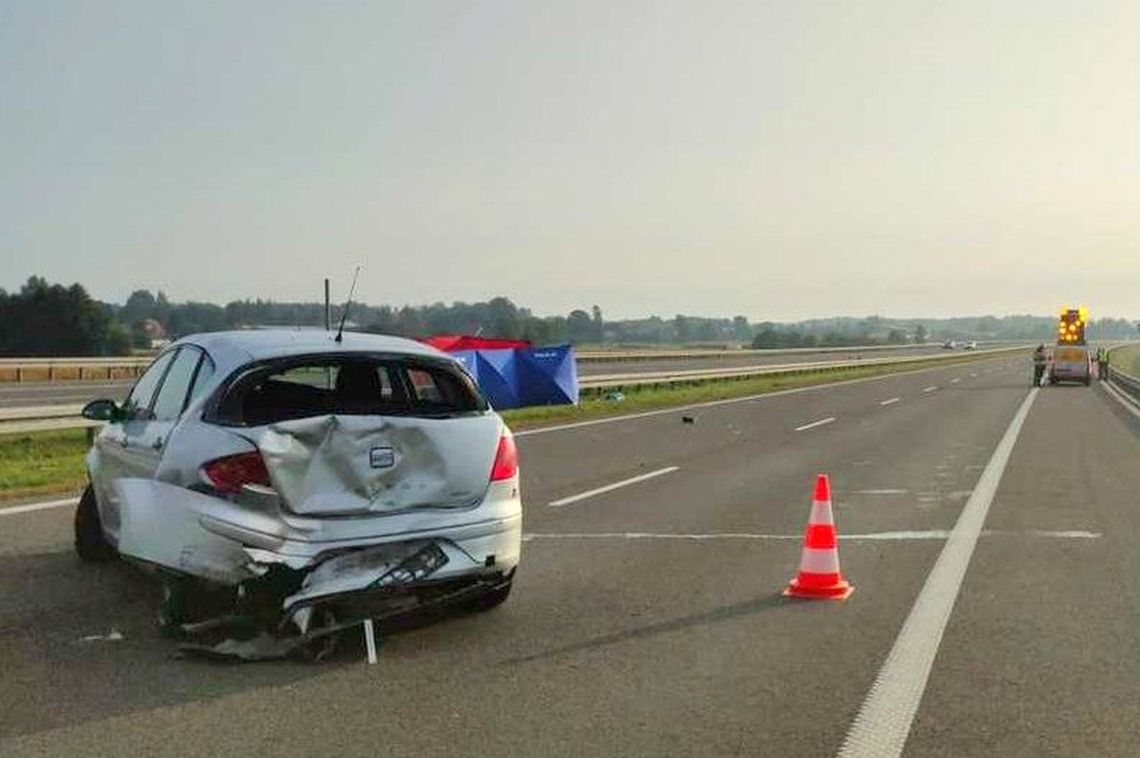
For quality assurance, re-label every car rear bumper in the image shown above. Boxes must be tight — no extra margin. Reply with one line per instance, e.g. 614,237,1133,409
109,478,522,589
275,523,521,615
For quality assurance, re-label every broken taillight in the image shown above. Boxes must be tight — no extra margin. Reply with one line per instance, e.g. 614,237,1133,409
489,433,519,482
202,451,271,493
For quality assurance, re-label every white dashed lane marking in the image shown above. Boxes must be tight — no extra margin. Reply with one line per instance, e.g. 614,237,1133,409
548,466,680,507
795,417,837,432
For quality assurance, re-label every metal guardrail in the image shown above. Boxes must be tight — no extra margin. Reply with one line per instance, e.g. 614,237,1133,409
0,357,151,382
1107,365,1140,404
0,357,153,366
0,404,102,439
1104,344,1140,404
578,345,1026,391
0,345,1028,437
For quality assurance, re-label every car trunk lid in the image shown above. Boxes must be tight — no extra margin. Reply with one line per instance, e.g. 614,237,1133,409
253,413,501,516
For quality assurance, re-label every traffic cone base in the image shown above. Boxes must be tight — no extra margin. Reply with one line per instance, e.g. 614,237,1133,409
783,577,853,600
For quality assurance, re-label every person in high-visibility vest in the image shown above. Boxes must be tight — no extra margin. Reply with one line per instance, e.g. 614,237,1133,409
1033,344,1047,386
1099,348,1110,381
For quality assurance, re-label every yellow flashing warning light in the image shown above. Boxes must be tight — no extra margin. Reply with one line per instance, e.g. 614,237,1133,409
1056,304,1088,345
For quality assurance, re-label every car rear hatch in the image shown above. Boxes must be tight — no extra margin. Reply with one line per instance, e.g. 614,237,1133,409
207,352,502,516
254,413,500,515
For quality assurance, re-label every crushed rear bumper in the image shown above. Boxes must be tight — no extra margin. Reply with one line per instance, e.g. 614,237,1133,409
108,478,521,658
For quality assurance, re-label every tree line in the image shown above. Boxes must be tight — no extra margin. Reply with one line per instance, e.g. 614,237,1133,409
0,277,131,356
2,276,1138,356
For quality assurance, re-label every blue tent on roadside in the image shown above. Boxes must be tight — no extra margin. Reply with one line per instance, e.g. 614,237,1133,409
451,345,578,410
515,345,578,407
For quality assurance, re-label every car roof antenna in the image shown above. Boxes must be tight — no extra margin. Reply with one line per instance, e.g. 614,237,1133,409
334,266,360,343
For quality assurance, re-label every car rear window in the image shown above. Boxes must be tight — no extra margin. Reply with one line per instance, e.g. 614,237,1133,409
211,356,488,426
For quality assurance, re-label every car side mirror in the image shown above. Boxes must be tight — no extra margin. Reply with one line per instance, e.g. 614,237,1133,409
82,399,123,422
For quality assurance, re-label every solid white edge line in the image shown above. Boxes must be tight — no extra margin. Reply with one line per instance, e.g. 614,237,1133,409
879,397,901,406
548,466,679,507
837,387,1039,758
0,497,79,516
795,416,836,432
522,529,1097,542
523,531,943,541
514,356,1016,438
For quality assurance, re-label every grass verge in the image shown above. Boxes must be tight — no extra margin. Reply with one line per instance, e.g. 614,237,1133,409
0,350,1023,502
1110,345,1140,377
0,429,89,502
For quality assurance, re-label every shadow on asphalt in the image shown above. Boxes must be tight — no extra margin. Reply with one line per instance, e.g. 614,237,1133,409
0,549,488,739
498,593,792,667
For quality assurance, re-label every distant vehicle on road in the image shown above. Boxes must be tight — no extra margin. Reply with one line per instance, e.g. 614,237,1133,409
75,330,520,658
1050,344,1092,386
1049,306,1091,386
942,340,958,349
963,341,978,350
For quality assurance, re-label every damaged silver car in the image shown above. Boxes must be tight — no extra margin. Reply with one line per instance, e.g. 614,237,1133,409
76,330,521,659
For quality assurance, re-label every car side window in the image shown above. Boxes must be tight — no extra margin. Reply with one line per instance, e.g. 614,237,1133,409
122,351,176,420
186,353,215,406
151,348,203,421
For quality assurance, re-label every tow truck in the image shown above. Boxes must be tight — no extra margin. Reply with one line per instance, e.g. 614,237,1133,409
1049,306,1092,386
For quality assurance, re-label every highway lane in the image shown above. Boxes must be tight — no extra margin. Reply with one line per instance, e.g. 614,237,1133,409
0,344,972,408
3,355,1137,755
906,379,1140,756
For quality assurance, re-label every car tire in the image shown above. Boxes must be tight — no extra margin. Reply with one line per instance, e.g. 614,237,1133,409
467,578,513,612
74,485,117,563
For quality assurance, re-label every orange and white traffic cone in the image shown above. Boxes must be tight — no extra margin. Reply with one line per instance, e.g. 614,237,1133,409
784,474,853,600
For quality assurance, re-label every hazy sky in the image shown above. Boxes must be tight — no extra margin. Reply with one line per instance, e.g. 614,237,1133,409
3,1,1139,320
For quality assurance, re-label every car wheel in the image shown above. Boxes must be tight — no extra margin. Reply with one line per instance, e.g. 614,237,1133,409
467,578,513,612
158,576,240,632
158,576,193,630
299,607,342,662
74,485,117,562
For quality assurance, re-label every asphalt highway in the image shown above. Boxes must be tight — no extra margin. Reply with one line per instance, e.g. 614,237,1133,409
0,379,131,408
0,345,964,408
3,353,1137,756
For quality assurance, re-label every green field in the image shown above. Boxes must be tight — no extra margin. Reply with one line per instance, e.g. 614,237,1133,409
0,429,89,501
1110,345,1140,377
